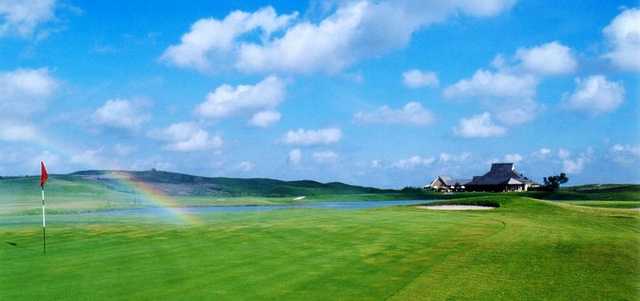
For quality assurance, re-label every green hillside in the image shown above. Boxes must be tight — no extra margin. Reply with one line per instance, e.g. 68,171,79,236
0,170,395,215
68,169,390,196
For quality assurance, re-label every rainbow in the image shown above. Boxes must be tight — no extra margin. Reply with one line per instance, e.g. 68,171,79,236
33,137,201,224
107,171,201,225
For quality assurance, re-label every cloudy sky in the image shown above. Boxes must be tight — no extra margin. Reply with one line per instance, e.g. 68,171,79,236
0,0,638,187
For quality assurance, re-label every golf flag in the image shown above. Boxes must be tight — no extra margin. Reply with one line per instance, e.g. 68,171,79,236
40,161,48,255
40,161,48,188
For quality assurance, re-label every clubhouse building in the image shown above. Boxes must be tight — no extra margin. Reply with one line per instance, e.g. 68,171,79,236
426,163,540,192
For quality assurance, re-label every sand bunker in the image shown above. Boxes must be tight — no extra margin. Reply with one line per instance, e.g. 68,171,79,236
417,205,496,211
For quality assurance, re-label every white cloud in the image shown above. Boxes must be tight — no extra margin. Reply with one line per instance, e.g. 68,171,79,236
392,155,435,170
196,76,286,121
312,150,339,164
288,148,302,165
494,100,541,125
153,122,223,152
0,68,57,142
165,1,515,74
237,1,515,74
444,69,537,99
69,148,119,169
515,41,577,75
453,112,506,138
161,6,297,72
370,159,382,168
402,69,439,88
0,122,38,141
113,144,135,156
35,150,60,169
354,102,434,126
539,148,551,155
602,8,640,71
283,127,342,146
562,148,593,174
93,98,150,130
557,148,571,159
438,152,471,163
0,0,57,38
444,41,577,126
70,149,101,165
456,0,518,17
563,157,587,174
609,144,640,164
563,75,625,115
0,68,58,116
533,147,552,159
237,161,255,172
248,110,281,127
443,68,541,125
503,153,523,163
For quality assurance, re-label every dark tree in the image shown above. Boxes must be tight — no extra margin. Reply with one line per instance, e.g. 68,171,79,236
543,173,569,191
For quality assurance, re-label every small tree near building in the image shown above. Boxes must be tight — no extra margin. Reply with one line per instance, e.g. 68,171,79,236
543,173,569,191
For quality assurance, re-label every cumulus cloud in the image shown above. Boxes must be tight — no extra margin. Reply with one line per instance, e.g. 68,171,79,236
196,76,286,123
503,153,523,163
354,102,434,126
70,148,103,166
562,148,593,174
236,161,255,172
0,0,57,38
248,110,281,127
402,69,439,88
444,69,537,99
453,112,506,138
515,41,577,75
164,1,515,74
160,6,297,72
283,128,342,146
312,150,339,164
444,41,577,126
563,75,625,115
438,152,471,163
69,148,120,169
0,68,58,142
153,122,223,152
0,122,38,141
288,148,302,165
443,68,541,125
392,155,435,170
602,8,640,71
563,157,588,174
609,144,640,165
93,98,150,130
370,159,383,168
533,147,552,159
557,148,571,159
0,68,58,116
113,144,135,156
236,1,515,74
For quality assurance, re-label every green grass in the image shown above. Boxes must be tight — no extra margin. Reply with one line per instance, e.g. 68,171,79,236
563,200,640,209
522,184,640,201
1,196,639,300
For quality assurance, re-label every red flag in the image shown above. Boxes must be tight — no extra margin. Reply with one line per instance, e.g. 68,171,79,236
40,161,48,188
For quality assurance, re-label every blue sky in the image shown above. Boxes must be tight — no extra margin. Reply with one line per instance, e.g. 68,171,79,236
0,0,638,188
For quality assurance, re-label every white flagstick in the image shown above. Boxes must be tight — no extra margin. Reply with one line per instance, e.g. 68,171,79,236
42,187,46,255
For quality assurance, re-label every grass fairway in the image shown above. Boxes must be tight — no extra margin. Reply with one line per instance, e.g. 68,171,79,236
1,197,638,300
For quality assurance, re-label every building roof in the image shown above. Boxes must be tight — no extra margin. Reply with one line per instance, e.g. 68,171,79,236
429,176,471,187
468,163,539,186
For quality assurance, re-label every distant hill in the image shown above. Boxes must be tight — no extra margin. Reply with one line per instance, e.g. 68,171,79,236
66,169,393,197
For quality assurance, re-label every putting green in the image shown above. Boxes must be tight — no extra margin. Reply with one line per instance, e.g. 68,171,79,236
1,197,638,300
